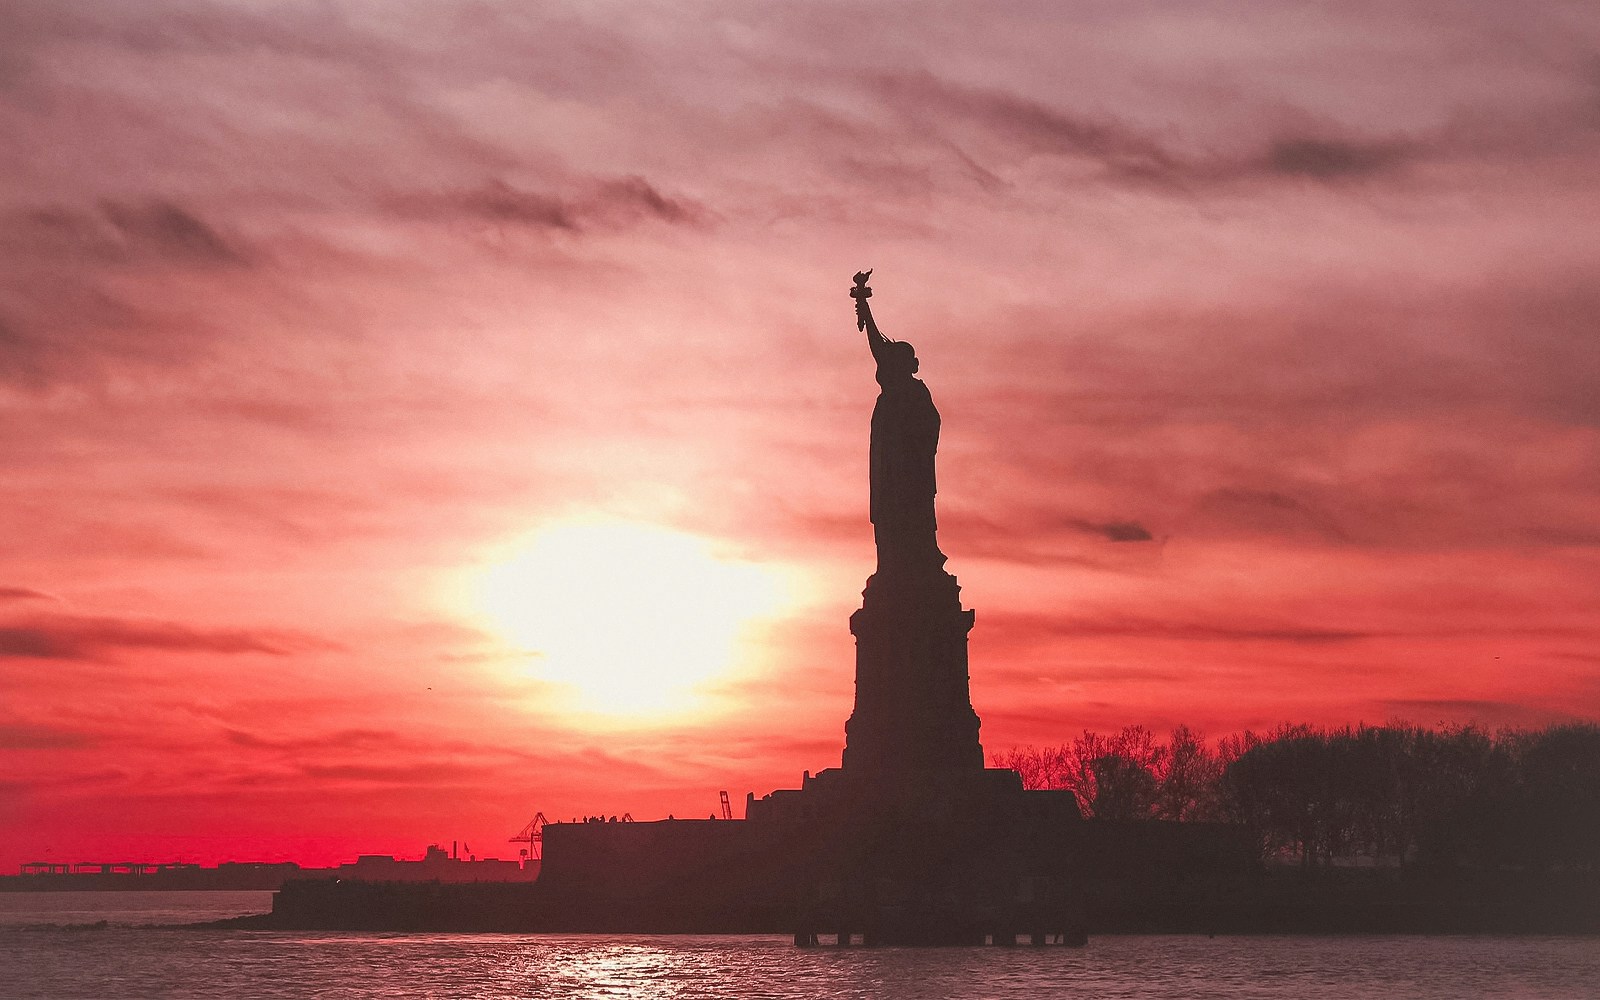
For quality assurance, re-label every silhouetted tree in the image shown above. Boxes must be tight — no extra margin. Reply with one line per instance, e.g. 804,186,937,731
1406,724,1496,869
1153,724,1223,821
992,745,1068,792
997,719,1598,872
1085,755,1152,820
993,725,1166,818
1505,723,1600,871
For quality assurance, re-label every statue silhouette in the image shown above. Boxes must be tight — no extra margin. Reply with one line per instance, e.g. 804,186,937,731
852,271,946,576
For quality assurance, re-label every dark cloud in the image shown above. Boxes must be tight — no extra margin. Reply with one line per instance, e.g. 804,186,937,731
0,0,370,65
947,268,1600,553
0,628,72,659
595,176,702,224
0,311,49,390
398,176,706,233
0,198,254,389
986,611,1383,647
99,199,250,265
869,70,1187,185
0,587,55,603
298,762,469,784
867,70,1422,191
0,767,129,796
223,728,398,752
0,290,150,389
1064,518,1155,543
7,199,252,267
451,181,576,230
930,508,1162,570
1190,489,1348,543
0,723,93,750
223,726,592,779
985,661,1190,686
1264,137,1415,180
984,613,1591,655
1522,526,1600,546
0,615,336,661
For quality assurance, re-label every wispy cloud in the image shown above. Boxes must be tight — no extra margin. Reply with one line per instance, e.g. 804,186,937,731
7,199,253,267
393,175,707,233
985,611,1384,647
0,615,336,661
0,587,56,604
0,723,94,750
865,70,1426,192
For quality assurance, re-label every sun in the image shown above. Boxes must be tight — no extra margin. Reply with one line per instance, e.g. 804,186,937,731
464,518,784,718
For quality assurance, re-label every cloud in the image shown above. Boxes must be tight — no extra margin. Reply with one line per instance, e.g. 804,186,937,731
869,70,1184,183
6,199,252,268
1064,518,1155,543
1264,137,1415,180
1189,489,1347,543
866,70,1424,192
0,287,151,389
0,0,368,65
166,485,386,545
938,267,1600,555
1376,699,1582,730
395,175,707,233
985,611,1383,647
927,508,1163,570
0,723,93,750
443,181,575,230
594,176,703,225
223,728,398,752
99,200,251,265
0,197,258,389
0,587,55,603
298,762,469,785
981,611,1593,660
0,615,336,661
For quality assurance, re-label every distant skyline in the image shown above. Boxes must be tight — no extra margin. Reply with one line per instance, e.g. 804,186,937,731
3,1,1598,871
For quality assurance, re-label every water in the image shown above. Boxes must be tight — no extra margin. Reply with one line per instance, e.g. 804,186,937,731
2,893,1597,999
0,890,274,929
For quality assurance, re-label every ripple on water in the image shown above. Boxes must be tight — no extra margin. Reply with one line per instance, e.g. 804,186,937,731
4,929,1600,1000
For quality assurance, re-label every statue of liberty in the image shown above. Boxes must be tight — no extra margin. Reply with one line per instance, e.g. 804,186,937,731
851,270,947,577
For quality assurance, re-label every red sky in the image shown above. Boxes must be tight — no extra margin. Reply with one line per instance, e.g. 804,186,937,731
3,2,1598,871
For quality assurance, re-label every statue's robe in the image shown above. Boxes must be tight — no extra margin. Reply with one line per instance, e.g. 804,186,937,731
870,374,941,570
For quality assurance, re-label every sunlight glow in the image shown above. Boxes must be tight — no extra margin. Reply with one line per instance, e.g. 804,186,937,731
468,519,783,718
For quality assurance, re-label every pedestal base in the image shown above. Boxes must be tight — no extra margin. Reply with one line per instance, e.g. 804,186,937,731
842,567,985,775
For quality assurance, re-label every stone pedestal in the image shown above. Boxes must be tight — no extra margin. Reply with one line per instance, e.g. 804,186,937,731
745,564,1085,948
841,567,985,775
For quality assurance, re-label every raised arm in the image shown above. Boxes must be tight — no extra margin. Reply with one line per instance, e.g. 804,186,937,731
851,270,890,364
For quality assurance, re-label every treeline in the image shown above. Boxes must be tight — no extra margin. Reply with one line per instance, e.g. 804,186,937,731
993,722,1600,871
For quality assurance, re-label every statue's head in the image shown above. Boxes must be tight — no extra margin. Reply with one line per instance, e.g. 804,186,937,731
879,340,919,381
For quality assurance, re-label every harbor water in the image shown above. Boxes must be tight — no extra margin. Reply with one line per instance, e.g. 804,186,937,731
3,892,1598,999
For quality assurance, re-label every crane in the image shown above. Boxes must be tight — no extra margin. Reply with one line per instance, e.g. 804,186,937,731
509,812,548,864
719,790,733,821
